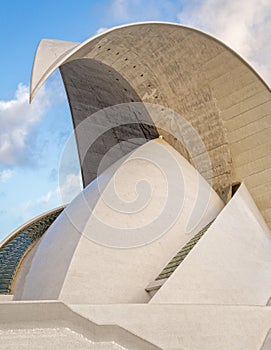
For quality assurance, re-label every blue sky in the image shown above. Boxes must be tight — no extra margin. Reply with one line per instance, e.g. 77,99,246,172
0,0,270,241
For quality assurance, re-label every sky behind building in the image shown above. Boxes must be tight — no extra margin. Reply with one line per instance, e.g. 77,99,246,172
0,0,270,240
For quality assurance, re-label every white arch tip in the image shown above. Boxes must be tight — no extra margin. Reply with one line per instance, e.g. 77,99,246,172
30,38,79,103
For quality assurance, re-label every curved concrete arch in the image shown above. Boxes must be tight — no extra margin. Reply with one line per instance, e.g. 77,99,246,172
30,38,79,101
31,22,271,228
30,22,270,102
59,58,159,187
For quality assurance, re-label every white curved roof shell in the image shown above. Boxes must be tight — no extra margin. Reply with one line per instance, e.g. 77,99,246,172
31,22,271,229
2,23,271,350
14,139,223,303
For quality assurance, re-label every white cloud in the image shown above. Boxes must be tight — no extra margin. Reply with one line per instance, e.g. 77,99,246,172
0,83,50,166
13,191,54,215
111,0,128,21
0,169,14,182
96,27,108,34
11,173,82,223
58,172,83,204
178,0,271,84
36,191,54,204
12,199,32,218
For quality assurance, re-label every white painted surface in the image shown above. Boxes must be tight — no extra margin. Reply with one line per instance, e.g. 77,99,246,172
0,328,126,350
15,139,223,303
1,301,271,350
0,295,13,301
0,301,156,349
70,303,271,350
30,39,78,101
151,183,271,305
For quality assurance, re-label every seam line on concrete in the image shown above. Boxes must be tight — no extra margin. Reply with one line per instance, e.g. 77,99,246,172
217,81,264,105
231,126,271,144
222,90,270,114
224,100,271,121
227,113,271,136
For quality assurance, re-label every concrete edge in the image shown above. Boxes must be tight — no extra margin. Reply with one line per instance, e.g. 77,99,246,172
0,301,161,350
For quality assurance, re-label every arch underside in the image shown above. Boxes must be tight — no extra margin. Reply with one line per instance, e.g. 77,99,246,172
33,23,271,228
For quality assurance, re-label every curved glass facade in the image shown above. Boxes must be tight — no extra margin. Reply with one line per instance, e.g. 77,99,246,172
0,207,64,294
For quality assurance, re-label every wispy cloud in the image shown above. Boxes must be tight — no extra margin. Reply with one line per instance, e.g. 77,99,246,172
58,172,82,204
36,191,54,204
0,169,14,182
0,83,50,166
111,0,129,21
96,27,108,34
178,0,271,84
49,168,58,182
14,171,82,212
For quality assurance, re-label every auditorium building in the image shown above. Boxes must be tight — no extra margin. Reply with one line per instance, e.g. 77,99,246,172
0,22,271,349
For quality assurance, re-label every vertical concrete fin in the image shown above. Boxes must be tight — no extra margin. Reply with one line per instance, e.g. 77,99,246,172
30,39,79,102
150,183,271,305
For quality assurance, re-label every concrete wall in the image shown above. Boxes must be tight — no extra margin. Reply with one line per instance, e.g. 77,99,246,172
150,183,271,305
0,301,158,349
14,139,223,303
31,22,271,228
60,59,158,186
70,303,271,350
2,301,271,349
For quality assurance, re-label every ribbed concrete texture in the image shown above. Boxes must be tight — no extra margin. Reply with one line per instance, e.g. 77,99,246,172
31,23,271,230
3,21,270,350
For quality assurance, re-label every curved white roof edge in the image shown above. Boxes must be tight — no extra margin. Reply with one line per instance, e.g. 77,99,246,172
30,38,79,102
0,205,66,248
16,139,224,302
30,21,270,103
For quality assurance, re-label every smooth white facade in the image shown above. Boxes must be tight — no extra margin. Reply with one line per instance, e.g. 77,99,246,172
151,183,271,305
14,139,223,303
1,21,271,350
